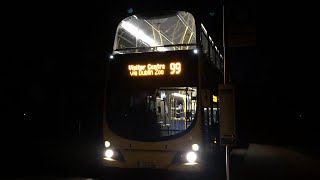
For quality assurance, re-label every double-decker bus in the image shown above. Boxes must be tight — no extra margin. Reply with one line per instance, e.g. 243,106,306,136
102,10,224,172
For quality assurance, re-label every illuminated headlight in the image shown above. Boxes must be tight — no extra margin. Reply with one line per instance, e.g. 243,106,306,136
103,149,125,162
105,149,114,158
192,144,199,151
109,55,114,59
104,141,111,148
186,151,197,163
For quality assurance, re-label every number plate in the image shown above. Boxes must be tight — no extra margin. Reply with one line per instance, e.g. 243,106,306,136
137,161,157,168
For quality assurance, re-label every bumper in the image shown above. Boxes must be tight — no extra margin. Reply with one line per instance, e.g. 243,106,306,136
102,157,203,172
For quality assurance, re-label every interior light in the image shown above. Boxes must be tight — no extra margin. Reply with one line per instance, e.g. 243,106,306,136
172,93,191,99
120,21,168,51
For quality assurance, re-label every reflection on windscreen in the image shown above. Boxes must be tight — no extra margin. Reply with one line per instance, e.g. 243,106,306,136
108,87,197,141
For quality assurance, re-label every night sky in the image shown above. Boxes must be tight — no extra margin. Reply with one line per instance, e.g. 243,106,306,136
2,0,317,156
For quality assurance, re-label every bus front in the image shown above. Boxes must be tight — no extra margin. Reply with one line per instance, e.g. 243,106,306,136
103,11,204,171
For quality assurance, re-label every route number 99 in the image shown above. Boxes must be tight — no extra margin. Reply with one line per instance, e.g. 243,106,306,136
170,62,181,75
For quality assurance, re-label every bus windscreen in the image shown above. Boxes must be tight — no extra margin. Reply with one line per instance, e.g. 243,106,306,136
107,86,197,141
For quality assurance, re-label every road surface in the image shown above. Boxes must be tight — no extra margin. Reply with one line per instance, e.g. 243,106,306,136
5,140,319,180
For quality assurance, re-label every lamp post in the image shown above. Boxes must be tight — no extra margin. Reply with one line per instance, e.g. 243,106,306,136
223,3,226,85
223,3,230,180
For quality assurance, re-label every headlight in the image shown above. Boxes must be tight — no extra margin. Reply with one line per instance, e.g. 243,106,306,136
186,151,197,163
103,149,125,161
172,151,198,165
105,149,114,158
104,141,111,148
192,144,199,151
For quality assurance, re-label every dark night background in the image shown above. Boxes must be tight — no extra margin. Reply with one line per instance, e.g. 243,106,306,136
2,0,318,177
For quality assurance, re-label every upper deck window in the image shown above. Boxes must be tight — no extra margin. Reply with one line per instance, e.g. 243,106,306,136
113,11,196,54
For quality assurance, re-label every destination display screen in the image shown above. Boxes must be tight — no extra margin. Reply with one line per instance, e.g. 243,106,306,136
128,62,181,76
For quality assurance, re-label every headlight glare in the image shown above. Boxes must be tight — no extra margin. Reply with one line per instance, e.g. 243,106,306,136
104,141,111,148
192,144,199,151
186,151,197,163
105,149,114,158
